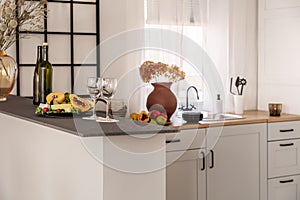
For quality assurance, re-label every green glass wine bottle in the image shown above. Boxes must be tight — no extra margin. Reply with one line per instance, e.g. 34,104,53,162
33,45,42,105
38,43,53,104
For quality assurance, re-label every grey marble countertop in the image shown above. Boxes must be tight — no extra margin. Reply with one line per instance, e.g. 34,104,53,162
0,95,179,137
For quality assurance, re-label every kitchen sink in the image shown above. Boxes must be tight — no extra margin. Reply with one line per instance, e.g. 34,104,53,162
201,113,245,123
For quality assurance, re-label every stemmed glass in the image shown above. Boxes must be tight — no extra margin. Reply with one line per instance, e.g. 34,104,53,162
97,77,119,122
82,77,101,120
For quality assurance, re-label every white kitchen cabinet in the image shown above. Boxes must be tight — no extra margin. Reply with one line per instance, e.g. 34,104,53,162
166,123,267,200
268,139,300,178
207,124,267,200
166,129,206,200
267,121,300,200
268,175,300,200
167,149,206,200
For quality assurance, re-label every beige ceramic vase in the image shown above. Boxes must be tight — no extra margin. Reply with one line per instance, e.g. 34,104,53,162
0,50,18,101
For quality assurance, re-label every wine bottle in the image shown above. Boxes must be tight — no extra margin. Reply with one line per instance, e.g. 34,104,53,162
38,43,53,104
33,45,42,105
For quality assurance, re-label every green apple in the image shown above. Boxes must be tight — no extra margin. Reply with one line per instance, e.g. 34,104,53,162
156,115,167,125
149,119,157,124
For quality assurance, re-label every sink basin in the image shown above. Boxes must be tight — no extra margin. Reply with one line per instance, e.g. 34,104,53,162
201,113,245,123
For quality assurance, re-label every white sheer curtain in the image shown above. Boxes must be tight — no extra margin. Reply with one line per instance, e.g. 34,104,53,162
146,0,208,26
205,0,257,112
228,0,258,111
144,0,209,111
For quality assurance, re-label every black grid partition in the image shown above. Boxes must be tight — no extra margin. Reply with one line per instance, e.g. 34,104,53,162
15,0,100,96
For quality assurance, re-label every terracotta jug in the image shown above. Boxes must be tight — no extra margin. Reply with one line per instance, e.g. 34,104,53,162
146,82,177,121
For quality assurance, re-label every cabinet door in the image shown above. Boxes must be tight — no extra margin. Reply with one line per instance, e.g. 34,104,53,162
167,149,206,200
268,175,300,200
268,139,300,178
206,124,267,200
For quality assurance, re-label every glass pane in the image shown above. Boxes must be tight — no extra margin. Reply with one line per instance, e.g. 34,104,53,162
73,66,97,95
19,34,44,64
74,4,96,33
53,67,72,92
48,35,71,64
6,43,17,59
47,3,70,32
74,35,96,64
19,66,34,97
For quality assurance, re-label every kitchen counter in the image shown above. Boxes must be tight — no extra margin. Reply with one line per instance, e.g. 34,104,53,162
0,95,178,137
176,110,300,130
2,96,299,136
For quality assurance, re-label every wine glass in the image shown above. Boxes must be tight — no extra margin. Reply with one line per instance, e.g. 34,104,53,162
97,77,119,122
82,77,101,120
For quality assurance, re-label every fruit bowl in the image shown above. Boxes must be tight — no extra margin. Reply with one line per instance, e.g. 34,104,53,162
182,111,203,123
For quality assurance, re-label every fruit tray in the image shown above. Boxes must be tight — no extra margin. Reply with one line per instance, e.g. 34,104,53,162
35,110,92,118
35,104,92,118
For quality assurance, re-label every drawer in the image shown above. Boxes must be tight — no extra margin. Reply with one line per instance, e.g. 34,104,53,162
165,129,205,152
268,121,300,141
268,175,300,200
268,139,300,178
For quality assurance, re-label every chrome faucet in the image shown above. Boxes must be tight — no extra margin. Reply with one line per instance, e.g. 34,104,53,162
180,86,199,111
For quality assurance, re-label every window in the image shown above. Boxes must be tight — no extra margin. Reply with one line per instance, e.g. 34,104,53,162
143,0,206,106
15,0,100,97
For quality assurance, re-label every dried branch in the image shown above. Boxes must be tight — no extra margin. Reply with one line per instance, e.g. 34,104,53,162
0,0,47,50
139,61,185,83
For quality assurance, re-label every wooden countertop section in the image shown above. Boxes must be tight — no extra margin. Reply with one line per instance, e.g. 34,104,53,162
173,110,300,130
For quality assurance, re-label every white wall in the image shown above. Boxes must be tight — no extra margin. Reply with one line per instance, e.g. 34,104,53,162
258,0,300,114
100,0,146,113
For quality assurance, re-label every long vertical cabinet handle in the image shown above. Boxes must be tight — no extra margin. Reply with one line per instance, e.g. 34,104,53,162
200,151,205,171
209,150,214,169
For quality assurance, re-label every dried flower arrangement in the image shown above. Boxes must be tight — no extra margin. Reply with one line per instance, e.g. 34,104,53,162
0,0,47,50
139,61,185,83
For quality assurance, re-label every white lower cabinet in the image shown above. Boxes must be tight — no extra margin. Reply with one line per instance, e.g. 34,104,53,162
166,129,206,200
167,149,206,200
207,124,267,200
268,175,300,200
166,123,267,200
268,139,300,178
268,121,300,200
